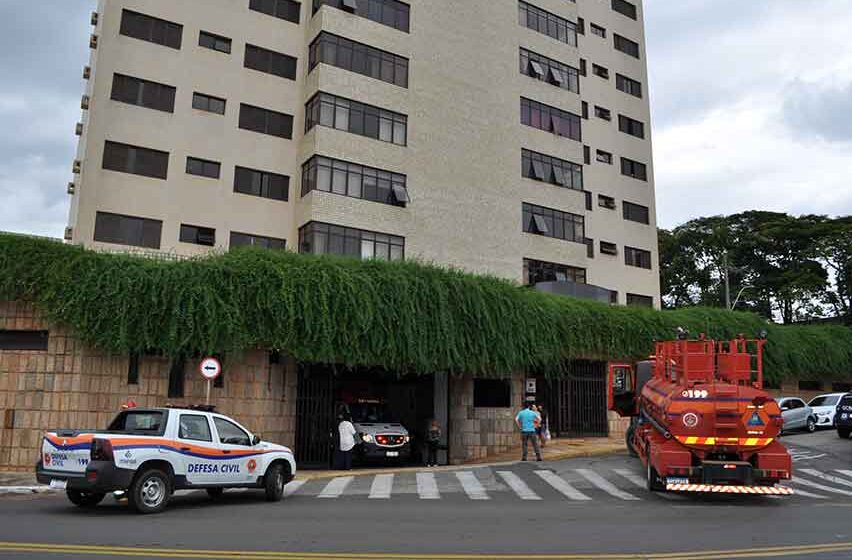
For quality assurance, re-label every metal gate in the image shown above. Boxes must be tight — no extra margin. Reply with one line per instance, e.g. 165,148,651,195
295,364,335,468
545,360,608,438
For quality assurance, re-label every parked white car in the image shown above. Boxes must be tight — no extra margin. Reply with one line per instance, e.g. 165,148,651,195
808,393,848,428
777,397,817,433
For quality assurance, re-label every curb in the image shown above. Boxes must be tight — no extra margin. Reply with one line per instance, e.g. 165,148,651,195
0,486,57,495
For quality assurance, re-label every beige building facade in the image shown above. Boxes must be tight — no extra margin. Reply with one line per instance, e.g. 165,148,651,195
68,0,660,306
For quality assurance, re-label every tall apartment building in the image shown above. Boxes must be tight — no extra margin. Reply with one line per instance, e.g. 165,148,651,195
67,0,660,306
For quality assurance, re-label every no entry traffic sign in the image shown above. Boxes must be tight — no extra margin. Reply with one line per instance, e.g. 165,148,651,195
199,357,222,380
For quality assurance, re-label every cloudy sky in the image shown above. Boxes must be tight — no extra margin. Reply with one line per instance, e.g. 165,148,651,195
1,0,851,236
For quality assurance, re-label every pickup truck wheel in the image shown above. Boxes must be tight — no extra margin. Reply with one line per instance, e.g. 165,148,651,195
128,468,171,514
206,488,224,500
839,428,851,439
264,464,285,502
66,489,105,508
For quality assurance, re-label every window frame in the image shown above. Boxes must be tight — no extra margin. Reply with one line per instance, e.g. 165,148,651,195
102,140,170,180
238,103,294,139
308,32,409,88
298,221,405,261
523,258,587,286
234,166,290,201
244,43,298,81
620,157,648,181
305,92,407,146
249,0,302,25
614,33,641,59
110,73,176,113
518,1,578,47
519,48,580,94
198,30,232,54
618,114,645,138
616,73,643,98
301,155,408,207
178,414,213,442
179,224,217,247
192,92,226,115
622,200,650,224
185,156,221,179
624,246,652,269
94,211,163,249
521,149,583,191
521,98,582,141
312,0,410,33
119,9,183,50
229,231,287,250
522,202,586,244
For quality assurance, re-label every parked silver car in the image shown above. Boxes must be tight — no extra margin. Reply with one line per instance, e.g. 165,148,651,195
777,397,817,433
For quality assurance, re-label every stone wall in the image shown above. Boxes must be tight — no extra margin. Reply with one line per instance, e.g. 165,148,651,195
0,301,296,472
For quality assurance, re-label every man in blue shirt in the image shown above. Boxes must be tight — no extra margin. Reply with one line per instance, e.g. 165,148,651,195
515,402,542,461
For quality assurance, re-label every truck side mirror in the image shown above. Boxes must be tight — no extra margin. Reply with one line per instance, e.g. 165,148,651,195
251,434,261,446
608,364,638,417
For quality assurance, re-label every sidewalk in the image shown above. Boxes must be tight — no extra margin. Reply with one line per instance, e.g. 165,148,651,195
0,437,625,492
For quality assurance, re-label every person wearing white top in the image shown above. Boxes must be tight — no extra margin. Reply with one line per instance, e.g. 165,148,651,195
337,414,357,471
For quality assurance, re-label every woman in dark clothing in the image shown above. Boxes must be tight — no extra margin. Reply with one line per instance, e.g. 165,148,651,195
426,419,441,467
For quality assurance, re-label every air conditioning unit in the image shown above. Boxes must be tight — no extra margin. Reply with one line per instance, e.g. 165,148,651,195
90,34,98,49
81,95,90,110
91,11,99,26
64,227,73,241
83,66,91,80
72,160,82,174
67,182,75,195
75,123,83,136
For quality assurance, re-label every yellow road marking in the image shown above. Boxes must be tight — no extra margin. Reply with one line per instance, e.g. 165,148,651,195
1,542,852,560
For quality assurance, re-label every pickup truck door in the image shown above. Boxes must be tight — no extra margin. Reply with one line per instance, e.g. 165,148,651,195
212,416,256,483
176,413,221,486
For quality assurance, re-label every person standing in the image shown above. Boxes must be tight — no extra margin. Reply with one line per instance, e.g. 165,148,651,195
516,402,542,461
425,419,442,467
337,413,357,471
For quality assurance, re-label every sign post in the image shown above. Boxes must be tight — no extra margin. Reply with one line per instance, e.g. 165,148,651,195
199,357,222,405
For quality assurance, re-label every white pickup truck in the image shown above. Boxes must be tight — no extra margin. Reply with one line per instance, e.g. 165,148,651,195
36,406,296,514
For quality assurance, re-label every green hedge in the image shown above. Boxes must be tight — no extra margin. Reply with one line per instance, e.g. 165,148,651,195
1,233,850,384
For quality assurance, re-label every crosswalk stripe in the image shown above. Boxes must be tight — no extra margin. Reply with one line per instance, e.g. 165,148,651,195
317,476,353,498
837,470,852,480
283,480,305,498
455,471,489,500
780,485,827,499
368,474,394,499
800,469,852,489
497,471,542,500
792,476,852,497
612,468,684,500
577,468,640,501
534,470,591,501
416,472,440,500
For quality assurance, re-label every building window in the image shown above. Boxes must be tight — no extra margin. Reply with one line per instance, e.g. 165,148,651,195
618,115,645,138
168,358,185,398
249,0,301,24
179,224,216,247
600,241,618,256
120,9,183,49
520,98,582,141
598,195,616,210
301,155,409,207
305,92,407,145
192,92,226,115
0,331,49,351
583,145,591,164
128,354,139,385
614,34,640,58
94,211,162,249
312,0,410,33
519,48,580,94
620,157,647,181
594,106,611,121
579,58,587,76
473,378,512,408
186,157,221,179
623,201,650,224
244,44,298,80
521,149,583,191
199,31,232,54
238,103,293,139
110,73,176,113
518,1,578,47
230,232,287,250
627,293,653,307
596,150,613,164
624,246,652,269
592,64,609,79
102,141,169,180
590,23,606,38
234,166,290,201
611,0,637,20
308,32,409,88
523,258,586,286
616,73,643,98
299,221,405,261
522,202,585,244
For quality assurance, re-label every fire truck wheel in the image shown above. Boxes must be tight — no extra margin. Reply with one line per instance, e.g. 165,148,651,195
838,428,850,439
646,457,665,492
806,417,817,433
625,427,638,457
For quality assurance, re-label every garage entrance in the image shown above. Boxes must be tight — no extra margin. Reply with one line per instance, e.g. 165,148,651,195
536,360,609,438
295,364,441,468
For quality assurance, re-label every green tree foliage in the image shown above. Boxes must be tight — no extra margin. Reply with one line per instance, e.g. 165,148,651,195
0,233,850,384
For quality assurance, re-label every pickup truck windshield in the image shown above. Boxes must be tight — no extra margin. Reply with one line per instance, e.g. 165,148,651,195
107,411,167,434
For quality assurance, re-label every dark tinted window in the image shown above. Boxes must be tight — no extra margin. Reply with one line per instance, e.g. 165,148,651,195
309,32,408,88
616,73,643,98
302,155,408,207
245,44,297,80
522,202,585,243
238,103,293,138
179,415,212,442
521,149,583,190
614,34,640,58
611,0,637,20
111,74,176,113
600,241,618,255
305,92,407,145
234,166,289,201
230,232,287,250
518,1,577,47
627,293,653,307
199,31,232,53
94,211,162,249
249,0,301,24
521,98,582,141
179,224,216,246
0,331,49,351
192,92,226,115
473,379,511,408
523,259,586,286
299,221,404,261
623,201,650,224
624,246,652,269
620,157,647,181
107,410,167,434
186,157,221,179
102,141,169,179
120,9,183,49
592,64,609,79
618,114,645,138
519,48,580,94
312,0,410,33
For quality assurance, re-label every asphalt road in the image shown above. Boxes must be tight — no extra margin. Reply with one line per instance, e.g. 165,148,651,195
1,429,851,560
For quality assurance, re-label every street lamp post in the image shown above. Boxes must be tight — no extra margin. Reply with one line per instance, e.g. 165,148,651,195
731,285,754,310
